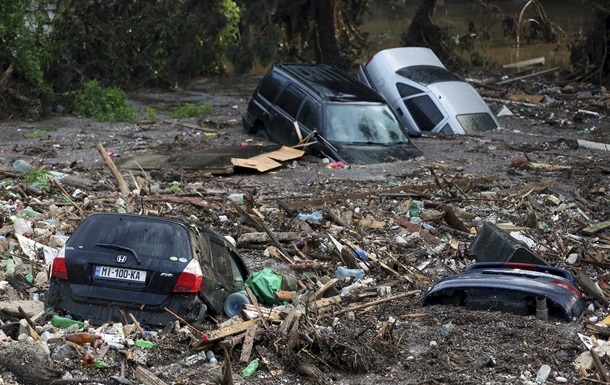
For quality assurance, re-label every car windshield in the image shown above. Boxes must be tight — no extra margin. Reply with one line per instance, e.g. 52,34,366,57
325,103,409,144
67,214,191,260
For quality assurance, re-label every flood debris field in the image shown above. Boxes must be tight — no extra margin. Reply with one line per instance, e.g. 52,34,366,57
0,71,609,385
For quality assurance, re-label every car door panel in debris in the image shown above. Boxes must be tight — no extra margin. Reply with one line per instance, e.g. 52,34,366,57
46,213,249,326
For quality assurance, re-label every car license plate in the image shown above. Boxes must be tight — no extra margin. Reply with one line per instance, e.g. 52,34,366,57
94,265,146,282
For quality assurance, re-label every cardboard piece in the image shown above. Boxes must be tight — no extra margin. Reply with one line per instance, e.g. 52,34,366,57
232,146,304,172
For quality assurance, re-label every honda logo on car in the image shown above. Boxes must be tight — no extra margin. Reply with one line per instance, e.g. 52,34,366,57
116,255,127,263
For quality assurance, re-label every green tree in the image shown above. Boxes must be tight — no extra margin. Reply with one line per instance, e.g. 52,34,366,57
0,0,51,118
47,0,240,91
229,0,370,74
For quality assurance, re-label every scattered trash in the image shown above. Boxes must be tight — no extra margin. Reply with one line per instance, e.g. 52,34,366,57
335,266,365,281
242,358,259,377
296,211,323,222
135,339,156,349
535,364,551,384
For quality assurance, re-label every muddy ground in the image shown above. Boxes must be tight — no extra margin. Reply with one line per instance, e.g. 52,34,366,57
0,69,609,385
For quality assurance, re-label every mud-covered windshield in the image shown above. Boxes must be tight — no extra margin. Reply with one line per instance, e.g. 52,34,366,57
325,104,409,144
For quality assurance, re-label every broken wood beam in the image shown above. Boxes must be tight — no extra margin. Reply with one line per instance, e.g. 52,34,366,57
96,141,131,197
239,325,258,363
335,290,420,315
202,318,261,342
135,365,168,385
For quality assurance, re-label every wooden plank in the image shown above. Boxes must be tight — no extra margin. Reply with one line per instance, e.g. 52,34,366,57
202,318,261,342
239,325,258,363
502,56,545,69
311,296,341,308
135,366,169,385
245,287,268,328
310,278,339,301
582,220,610,235
275,290,294,301
278,307,297,335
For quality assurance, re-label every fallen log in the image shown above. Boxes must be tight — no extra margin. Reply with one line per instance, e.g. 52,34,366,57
0,340,62,385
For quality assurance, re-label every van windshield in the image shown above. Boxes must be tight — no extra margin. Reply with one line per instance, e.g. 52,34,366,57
325,104,409,144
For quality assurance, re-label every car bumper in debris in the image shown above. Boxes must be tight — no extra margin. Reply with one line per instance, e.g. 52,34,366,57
422,262,585,321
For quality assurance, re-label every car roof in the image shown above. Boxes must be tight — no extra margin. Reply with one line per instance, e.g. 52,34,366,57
426,81,494,115
274,63,384,103
368,47,445,72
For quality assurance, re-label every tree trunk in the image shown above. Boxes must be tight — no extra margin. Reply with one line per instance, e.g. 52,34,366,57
312,0,342,68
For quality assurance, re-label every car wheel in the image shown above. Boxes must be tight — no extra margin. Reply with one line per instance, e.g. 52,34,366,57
251,122,268,141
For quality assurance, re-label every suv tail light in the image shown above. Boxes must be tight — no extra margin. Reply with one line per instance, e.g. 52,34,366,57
173,259,203,293
51,247,68,280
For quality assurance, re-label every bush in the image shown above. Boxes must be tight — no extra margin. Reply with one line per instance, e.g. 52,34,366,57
169,102,212,119
73,80,135,122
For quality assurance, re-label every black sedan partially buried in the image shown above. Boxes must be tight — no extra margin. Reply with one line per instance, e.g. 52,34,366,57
45,213,249,326
422,262,585,321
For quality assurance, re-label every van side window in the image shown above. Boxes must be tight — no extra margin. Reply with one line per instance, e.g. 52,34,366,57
259,72,287,102
297,97,319,129
276,84,305,118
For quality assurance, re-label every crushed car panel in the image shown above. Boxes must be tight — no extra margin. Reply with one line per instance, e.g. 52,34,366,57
422,262,585,321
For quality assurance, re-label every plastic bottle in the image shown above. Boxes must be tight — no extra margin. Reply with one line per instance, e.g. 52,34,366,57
296,212,323,222
5,259,15,276
65,333,102,346
51,314,86,329
224,290,251,317
13,218,33,236
12,159,33,174
206,350,218,365
408,202,420,218
334,266,364,281
535,364,551,384
228,193,245,204
242,358,259,377
94,360,115,369
135,339,156,349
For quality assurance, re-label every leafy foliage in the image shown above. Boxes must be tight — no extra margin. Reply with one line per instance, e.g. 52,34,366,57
47,0,241,91
73,80,135,122
0,0,51,118
169,103,212,119
25,168,51,192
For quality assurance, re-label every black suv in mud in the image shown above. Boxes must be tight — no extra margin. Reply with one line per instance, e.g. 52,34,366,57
242,63,421,165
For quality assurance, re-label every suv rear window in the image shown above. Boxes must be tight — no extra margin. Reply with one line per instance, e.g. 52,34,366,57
67,215,191,260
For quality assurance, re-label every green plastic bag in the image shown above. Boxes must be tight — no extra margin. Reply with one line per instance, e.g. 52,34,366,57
243,269,284,305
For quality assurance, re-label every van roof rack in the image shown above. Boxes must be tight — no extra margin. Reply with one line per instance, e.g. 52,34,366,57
276,63,383,103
